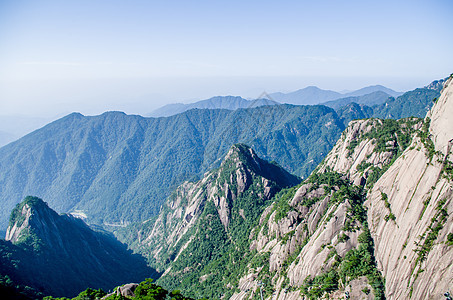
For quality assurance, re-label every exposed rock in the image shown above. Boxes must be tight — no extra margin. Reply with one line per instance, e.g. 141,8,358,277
124,144,300,274
366,77,453,299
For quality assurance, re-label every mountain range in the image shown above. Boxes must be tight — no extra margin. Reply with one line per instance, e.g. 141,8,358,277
0,80,443,234
269,84,402,106
148,96,278,118
115,76,453,299
0,76,450,299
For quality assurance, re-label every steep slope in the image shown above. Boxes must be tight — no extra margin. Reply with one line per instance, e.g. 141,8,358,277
148,96,278,117
365,76,453,299
115,144,300,298
225,117,424,300
225,78,451,300
0,105,344,230
0,196,156,297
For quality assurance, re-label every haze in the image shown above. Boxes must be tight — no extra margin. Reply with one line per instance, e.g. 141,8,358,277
0,0,452,118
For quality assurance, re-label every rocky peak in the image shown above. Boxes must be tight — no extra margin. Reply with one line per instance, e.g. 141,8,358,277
318,117,422,187
424,78,446,91
6,196,59,245
122,144,300,275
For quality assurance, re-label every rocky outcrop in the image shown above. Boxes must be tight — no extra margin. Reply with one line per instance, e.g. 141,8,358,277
102,283,139,299
366,77,453,299
318,117,422,186
122,144,300,274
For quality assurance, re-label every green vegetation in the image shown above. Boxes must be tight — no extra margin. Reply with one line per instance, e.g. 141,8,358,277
414,198,449,264
146,145,300,299
44,278,197,300
371,88,441,120
409,197,449,295
381,192,396,222
301,225,385,300
0,105,345,230
348,118,420,157
1,197,156,298
417,117,438,161
273,186,299,222
447,233,453,246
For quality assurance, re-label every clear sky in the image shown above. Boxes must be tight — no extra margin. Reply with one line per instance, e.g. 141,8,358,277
0,0,452,117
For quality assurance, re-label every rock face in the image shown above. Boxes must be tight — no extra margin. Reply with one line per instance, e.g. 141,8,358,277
2,196,156,297
115,144,300,298
366,77,453,299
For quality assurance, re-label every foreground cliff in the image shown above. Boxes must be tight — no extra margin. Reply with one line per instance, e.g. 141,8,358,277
1,196,157,297
366,77,453,299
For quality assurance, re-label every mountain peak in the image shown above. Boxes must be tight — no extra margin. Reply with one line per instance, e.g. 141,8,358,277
223,143,258,165
221,143,300,189
6,196,59,245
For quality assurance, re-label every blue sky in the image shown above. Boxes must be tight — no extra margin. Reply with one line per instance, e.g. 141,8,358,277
0,0,452,116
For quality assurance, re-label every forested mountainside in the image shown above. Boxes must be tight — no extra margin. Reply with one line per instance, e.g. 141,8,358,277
0,105,344,231
0,80,442,233
116,77,452,299
0,196,157,298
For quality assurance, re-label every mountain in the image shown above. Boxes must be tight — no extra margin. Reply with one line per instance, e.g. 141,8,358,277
269,86,342,105
115,144,300,298
269,85,401,105
342,85,402,98
0,196,157,297
116,77,453,299
371,86,441,119
148,96,278,117
332,79,445,125
321,91,391,110
0,105,345,231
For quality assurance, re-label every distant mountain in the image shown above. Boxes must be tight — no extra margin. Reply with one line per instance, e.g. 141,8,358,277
269,85,401,105
342,84,402,98
148,96,278,117
332,79,445,124
0,105,345,230
322,91,392,110
269,86,342,105
1,196,156,297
